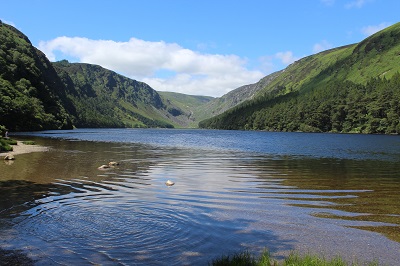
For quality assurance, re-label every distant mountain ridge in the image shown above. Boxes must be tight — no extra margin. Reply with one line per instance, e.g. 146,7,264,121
194,70,283,121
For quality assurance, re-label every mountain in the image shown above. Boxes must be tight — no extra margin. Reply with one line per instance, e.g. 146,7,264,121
2,20,400,134
194,70,283,122
53,60,176,128
199,22,400,134
0,22,72,131
0,21,203,131
158,91,214,128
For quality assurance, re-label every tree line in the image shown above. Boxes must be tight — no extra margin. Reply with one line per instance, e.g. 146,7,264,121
200,73,400,134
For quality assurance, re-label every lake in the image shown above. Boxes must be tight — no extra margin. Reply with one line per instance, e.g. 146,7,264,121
1,129,399,265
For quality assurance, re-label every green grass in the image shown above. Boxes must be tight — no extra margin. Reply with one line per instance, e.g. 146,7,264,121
210,250,380,266
22,140,36,145
0,138,15,151
210,250,276,266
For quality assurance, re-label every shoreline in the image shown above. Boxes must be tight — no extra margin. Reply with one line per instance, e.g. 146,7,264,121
0,141,49,157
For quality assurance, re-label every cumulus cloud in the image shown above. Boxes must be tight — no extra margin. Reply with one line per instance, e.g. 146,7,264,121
361,22,392,36
313,40,334,53
275,51,299,65
39,37,264,97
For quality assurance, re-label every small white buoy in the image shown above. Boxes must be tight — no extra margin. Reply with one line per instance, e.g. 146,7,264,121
165,180,175,186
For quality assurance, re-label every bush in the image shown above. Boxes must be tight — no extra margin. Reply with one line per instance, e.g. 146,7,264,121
0,125,6,137
0,138,13,151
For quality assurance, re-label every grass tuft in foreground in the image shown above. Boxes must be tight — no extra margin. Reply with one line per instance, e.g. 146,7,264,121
210,250,380,266
210,250,276,266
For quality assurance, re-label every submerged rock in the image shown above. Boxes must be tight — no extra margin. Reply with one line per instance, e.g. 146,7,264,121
98,162,119,170
98,164,111,170
3,154,15,160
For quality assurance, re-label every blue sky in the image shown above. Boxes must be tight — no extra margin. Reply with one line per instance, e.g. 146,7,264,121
1,0,399,97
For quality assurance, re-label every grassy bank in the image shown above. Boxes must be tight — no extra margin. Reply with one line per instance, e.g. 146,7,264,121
0,137,17,152
210,250,380,266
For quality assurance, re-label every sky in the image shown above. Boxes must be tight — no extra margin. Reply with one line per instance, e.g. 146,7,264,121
1,0,399,97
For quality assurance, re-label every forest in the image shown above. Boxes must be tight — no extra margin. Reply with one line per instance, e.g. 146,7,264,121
199,73,400,134
0,23,72,131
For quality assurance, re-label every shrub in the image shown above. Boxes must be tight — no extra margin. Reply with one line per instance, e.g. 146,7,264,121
0,138,13,151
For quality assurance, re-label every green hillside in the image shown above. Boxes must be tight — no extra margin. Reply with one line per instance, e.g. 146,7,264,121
194,70,283,123
53,60,174,128
158,91,214,127
2,20,400,134
0,22,72,131
0,21,194,131
200,22,400,134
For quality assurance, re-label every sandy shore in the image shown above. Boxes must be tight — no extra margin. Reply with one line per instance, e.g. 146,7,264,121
1,141,49,157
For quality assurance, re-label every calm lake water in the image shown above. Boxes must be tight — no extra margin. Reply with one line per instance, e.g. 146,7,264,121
1,129,400,265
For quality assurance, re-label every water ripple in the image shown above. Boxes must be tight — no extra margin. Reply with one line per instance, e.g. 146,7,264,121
1,131,400,265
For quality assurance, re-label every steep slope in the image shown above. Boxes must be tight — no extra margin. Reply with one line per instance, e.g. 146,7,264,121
0,22,72,131
200,22,400,134
53,60,175,128
0,21,203,130
194,70,283,123
158,91,214,127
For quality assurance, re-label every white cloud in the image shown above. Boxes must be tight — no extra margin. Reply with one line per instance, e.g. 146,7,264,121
345,0,368,9
313,40,334,53
39,37,264,97
361,22,392,36
275,51,299,65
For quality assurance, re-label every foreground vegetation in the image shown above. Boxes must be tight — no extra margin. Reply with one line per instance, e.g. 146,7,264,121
210,250,379,266
0,138,14,151
0,126,15,151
